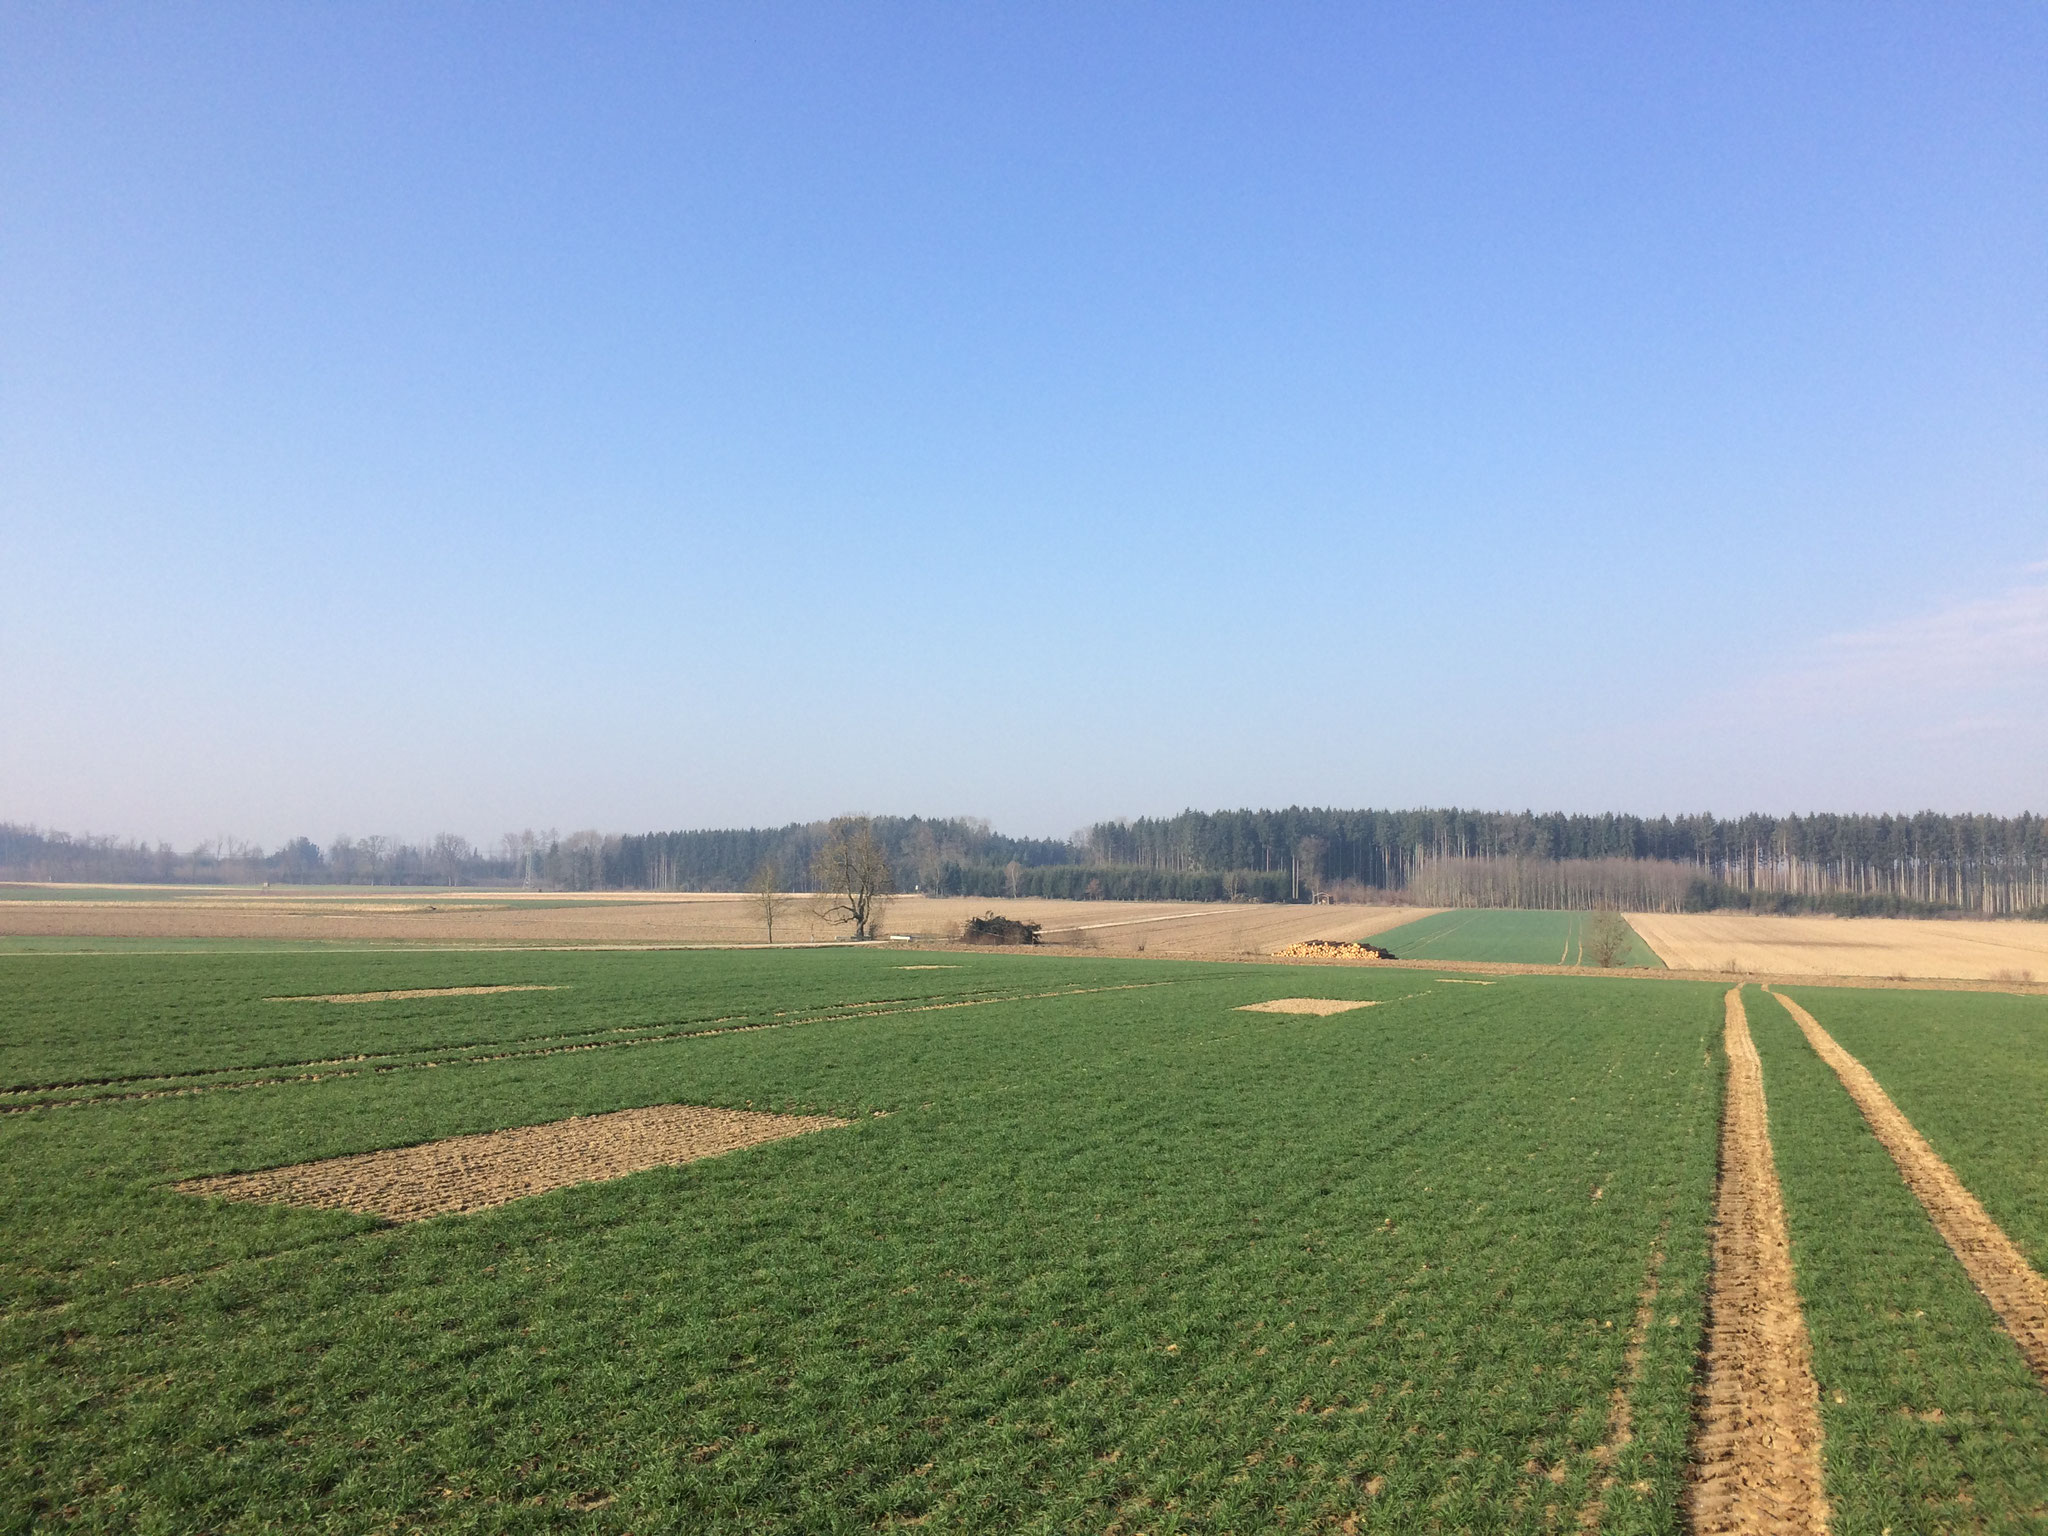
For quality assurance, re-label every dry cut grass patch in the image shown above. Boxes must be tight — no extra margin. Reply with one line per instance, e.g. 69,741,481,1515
177,1104,850,1222
1234,997,1380,1016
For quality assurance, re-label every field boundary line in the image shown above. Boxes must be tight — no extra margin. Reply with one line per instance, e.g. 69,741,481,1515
1688,986,1829,1536
1767,987,2048,1384
267,984,567,1003
0,981,1177,1113
0,979,1062,1098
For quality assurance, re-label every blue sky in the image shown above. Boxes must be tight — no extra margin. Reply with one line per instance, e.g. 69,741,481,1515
3,3,2043,847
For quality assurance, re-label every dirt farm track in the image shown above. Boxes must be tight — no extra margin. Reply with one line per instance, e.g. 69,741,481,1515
5,883,2048,981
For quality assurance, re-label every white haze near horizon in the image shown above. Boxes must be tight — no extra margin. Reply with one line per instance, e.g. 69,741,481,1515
12,571,2046,854
3,7,2044,850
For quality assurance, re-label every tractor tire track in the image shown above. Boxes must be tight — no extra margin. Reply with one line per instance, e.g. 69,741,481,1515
1767,987,2048,1384
1688,987,1829,1535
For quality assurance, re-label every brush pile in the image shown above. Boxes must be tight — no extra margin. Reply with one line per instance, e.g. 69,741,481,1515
961,911,1041,945
1275,939,1396,960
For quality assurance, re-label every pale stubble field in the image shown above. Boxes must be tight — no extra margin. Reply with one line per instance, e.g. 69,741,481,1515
1628,911,2048,983
0,886,1431,957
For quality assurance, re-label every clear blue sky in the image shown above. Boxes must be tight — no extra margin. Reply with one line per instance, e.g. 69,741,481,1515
4,3,2043,847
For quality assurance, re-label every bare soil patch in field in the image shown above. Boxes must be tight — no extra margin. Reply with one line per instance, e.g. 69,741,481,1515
1767,988,2048,1384
0,886,1431,956
1234,997,1380,1015
1629,912,2048,983
177,1104,849,1222
1690,987,1829,1536
270,984,565,1003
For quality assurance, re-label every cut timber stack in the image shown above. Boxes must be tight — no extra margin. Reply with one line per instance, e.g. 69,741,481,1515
1275,939,1396,960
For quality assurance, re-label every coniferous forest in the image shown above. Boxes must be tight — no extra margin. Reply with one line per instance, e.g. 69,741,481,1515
4,808,2044,916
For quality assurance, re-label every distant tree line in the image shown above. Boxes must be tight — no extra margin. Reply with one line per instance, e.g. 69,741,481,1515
0,823,590,888
608,817,1076,895
1084,807,2048,916
7,806,2045,916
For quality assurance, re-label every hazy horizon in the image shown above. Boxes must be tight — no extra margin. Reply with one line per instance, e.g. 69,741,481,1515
6,6,2044,847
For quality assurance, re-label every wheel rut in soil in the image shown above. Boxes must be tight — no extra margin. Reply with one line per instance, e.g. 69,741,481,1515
1688,987,1829,1536
1767,987,2048,1384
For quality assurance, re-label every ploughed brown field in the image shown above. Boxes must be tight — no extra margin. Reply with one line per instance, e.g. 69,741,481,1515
0,884,1430,957
1628,911,2048,983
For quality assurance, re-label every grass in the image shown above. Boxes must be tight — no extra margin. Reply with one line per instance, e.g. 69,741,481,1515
3,950,1719,1532
1366,910,1666,969
1747,988,2048,1533
1775,986,2048,1275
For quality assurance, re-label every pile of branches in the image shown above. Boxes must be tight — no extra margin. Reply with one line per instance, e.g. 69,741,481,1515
961,911,1041,945
1274,939,1396,960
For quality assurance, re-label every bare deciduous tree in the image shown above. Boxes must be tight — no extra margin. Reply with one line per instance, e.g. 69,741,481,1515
1005,859,1024,900
1583,906,1634,968
749,861,784,944
1297,836,1327,901
812,816,893,941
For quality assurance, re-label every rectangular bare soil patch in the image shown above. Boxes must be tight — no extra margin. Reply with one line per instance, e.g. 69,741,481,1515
1236,997,1380,1015
177,1103,850,1222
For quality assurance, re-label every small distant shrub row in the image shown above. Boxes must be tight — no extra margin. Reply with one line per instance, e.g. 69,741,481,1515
936,865,1296,903
1680,880,1960,919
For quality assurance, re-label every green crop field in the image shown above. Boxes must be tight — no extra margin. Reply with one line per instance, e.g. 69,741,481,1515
1747,990,2048,1532
1366,910,1666,969
4,949,1722,1533
1773,985,2048,1273
12,953,2048,1533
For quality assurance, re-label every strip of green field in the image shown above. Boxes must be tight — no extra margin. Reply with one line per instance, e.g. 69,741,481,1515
0,948,1080,1100
1775,985,2048,1276
1368,909,1666,968
1747,989,2048,1532
2,951,1720,1532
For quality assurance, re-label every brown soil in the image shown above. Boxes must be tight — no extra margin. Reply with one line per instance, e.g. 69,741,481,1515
1234,998,1380,1016
269,985,564,1003
1767,988,2048,1383
177,1103,850,1222
1689,987,1830,1536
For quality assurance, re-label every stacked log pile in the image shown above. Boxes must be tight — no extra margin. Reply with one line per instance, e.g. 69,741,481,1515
1274,939,1396,960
